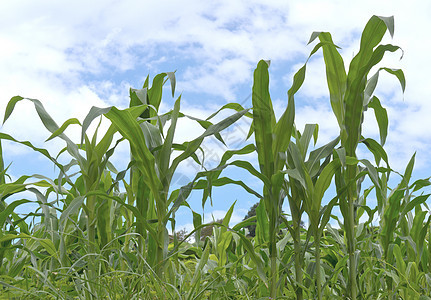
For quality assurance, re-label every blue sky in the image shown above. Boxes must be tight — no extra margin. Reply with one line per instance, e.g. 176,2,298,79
1,0,431,232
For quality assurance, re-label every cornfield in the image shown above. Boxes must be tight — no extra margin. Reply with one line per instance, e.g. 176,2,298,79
1,15,430,299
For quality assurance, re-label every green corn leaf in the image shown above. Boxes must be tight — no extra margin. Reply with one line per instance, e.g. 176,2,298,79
298,124,317,158
39,238,59,260
3,96,25,124
285,168,306,190
393,244,406,274
8,256,27,278
400,153,416,189
255,201,269,245
189,242,210,293
382,67,406,92
59,196,85,225
0,182,28,200
217,231,232,267
367,97,388,146
312,159,340,218
195,176,262,202
0,233,29,244
46,118,81,142
233,229,268,286
192,210,202,243
318,195,340,237
0,141,4,186
272,62,309,172
410,210,427,245
363,135,389,168
130,87,148,107
381,190,403,254
410,178,431,193
4,97,86,166
378,15,395,37
80,106,112,144
400,194,429,221
288,142,314,198
228,160,270,187
104,106,162,201
0,199,31,228
97,171,113,248
344,19,400,157
158,96,181,181
5,97,62,138
232,215,257,231
206,102,253,120
148,73,168,115
166,71,176,97
307,31,321,44
86,190,158,241
313,123,319,145
222,200,236,229
366,68,405,108
317,32,347,127
94,125,117,163
358,158,381,190
143,74,150,88
272,86,295,171
164,181,194,224
252,60,275,179
334,147,347,167
364,72,379,105
139,121,163,150
418,216,431,263
306,136,340,177
349,16,392,78
218,144,255,166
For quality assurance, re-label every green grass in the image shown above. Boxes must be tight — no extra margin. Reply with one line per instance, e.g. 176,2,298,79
1,15,431,299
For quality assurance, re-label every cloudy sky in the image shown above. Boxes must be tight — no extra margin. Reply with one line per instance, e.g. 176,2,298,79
1,0,430,231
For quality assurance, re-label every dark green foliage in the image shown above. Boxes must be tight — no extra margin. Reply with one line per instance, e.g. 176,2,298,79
243,202,258,237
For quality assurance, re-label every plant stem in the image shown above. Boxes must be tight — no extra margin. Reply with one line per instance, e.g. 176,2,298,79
155,197,167,279
86,194,98,292
347,194,357,300
293,222,303,300
269,229,278,299
315,234,322,300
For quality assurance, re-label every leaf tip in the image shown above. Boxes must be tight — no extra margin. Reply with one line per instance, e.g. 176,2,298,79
308,31,322,45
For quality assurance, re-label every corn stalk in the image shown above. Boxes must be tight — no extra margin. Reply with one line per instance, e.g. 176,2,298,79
309,15,405,299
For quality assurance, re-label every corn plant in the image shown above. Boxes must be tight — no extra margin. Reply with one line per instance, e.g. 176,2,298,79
102,74,251,279
284,125,340,299
309,15,405,299
249,59,300,298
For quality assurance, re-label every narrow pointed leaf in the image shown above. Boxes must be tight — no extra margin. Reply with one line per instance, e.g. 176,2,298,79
252,60,275,178
367,97,388,145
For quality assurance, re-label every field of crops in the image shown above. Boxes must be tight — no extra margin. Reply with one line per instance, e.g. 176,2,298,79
1,15,431,299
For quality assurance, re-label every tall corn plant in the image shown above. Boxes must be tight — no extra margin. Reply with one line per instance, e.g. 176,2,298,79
251,60,303,298
0,130,80,279
250,44,340,297
309,15,405,299
375,153,431,296
3,96,121,294
284,125,340,299
103,73,250,278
